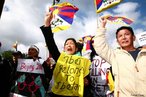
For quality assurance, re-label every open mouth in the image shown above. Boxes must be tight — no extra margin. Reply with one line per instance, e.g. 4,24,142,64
67,48,72,52
122,40,128,44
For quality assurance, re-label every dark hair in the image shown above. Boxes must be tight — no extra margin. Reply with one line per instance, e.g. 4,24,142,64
77,42,83,54
12,51,23,57
116,26,134,38
64,38,78,48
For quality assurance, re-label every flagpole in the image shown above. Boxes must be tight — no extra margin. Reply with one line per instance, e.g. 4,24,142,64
0,42,1,54
52,0,60,5
53,0,55,5
15,41,18,51
97,14,100,28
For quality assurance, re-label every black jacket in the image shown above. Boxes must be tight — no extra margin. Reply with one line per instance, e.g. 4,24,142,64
40,26,60,62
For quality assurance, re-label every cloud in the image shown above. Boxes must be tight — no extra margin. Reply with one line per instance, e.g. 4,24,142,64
0,0,49,51
113,2,140,21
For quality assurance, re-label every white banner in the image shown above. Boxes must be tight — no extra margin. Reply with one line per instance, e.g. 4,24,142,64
17,59,44,74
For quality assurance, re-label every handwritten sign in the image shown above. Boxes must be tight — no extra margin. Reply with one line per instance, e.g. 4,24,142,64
17,59,45,74
136,32,146,46
52,52,91,97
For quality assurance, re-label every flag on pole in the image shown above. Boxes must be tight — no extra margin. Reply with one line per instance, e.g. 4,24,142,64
104,15,133,25
81,35,93,52
49,2,79,33
95,0,122,13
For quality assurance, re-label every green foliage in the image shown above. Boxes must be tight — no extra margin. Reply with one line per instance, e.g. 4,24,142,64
1,50,13,60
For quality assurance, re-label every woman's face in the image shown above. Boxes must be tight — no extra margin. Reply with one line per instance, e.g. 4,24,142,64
64,40,77,55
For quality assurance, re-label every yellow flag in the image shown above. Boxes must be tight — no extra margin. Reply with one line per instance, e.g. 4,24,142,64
52,52,91,97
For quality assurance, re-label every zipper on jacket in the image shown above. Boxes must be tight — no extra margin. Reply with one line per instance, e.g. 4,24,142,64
135,65,139,72
117,91,120,97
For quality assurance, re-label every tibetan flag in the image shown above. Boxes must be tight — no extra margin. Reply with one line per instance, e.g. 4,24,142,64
81,35,93,52
79,35,94,59
49,2,79,33
104,15,133,25
95,0,122,13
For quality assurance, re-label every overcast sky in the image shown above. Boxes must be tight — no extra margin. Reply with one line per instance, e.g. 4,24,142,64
0,0,146,59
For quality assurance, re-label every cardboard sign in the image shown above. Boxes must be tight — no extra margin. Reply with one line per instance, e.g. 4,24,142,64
17,59,45,74
90,55,114,95
136,32,146,46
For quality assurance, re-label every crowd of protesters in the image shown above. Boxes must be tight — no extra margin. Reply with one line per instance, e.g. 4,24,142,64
1,2,146,97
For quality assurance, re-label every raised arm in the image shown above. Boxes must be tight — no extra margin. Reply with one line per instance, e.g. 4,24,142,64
40,12,60,62
93,17,114,64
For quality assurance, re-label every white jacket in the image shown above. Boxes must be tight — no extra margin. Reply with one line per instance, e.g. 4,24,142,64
93,28,146,97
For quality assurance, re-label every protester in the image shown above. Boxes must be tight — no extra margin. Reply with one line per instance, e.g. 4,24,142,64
9,51,23,91
93,17,146,97
12,51,23,64
0,54,12,97
40,12,91,97
10,45,53,97
0,44,15,97
79,36,114,97
90,54,114,97
0,0,5,18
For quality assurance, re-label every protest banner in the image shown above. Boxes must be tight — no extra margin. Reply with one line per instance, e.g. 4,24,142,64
52,52,91,97
17,59,45,74
90,55,114,95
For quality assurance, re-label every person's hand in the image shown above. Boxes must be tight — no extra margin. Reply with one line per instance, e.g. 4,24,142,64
46,58,55,69
44,11,53,27
84,78,89,86
98,16,107,28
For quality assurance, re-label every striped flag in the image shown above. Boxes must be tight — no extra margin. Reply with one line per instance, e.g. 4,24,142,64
95,0,122,13
104,15,133,25
49,2,79,33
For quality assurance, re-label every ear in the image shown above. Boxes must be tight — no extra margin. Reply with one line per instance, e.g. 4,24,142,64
133,35,136,41
117,39,119,45
76,47,78,52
